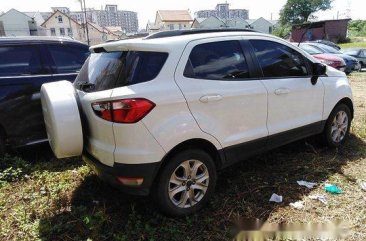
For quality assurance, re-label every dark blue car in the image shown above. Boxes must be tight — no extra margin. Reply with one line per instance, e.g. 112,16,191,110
0,37,89,155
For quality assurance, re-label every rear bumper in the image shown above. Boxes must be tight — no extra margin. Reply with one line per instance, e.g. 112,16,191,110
82,151,161,196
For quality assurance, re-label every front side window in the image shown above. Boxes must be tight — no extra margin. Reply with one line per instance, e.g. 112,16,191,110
58,15,63,23
0,46,43,77
250,40,309,78
48,44,89,74
74,51,168,92
184,40,250,80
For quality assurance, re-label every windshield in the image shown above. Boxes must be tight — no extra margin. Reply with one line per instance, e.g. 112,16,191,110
74,51,168,92
299,44,323,55
315,44,341,54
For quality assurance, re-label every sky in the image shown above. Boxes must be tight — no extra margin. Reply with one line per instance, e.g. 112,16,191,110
0,0,364,29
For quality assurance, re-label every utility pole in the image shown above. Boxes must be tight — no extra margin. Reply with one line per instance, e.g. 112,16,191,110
82,0,90,45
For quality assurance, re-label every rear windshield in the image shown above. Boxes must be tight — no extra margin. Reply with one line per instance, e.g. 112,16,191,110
74,51,168,92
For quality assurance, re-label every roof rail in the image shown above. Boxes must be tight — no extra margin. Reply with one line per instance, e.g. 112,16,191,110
145,28,258,39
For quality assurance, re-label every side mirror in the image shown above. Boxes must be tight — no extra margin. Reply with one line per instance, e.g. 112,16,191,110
313,62,327,76
311,63,327,85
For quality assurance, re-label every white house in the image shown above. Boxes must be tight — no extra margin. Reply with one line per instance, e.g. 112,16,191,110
191,15,278,34
41,10,118,45
247,17,278,34
0,9,38,36
226,18,250,29
154,10,193,32
191,16,226,29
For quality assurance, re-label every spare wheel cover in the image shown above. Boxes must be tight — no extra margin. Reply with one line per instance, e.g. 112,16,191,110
41,80,83,158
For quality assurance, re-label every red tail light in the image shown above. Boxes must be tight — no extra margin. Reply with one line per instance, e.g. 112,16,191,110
92,98,155,123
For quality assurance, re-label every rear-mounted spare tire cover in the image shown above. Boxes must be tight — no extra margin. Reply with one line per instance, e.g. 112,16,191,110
41,80,83,158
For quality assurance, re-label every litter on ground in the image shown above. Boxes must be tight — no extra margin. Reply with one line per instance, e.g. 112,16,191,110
309,194,328,205
289,201,304,209
324,184,342,194
269,193,283,203
297,180,317,189
360,182,366,192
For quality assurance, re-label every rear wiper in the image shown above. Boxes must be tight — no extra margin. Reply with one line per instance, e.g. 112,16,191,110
78,82,95,92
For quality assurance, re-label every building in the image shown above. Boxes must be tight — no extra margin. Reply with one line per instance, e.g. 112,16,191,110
291,19,351,43
67,5,138,34
0,9,39,36
154,10,193,32
26,5,139,34
41,10,118,45
196,3,249,20
24,12,48,36
191,16,226,29
246,18,278,34
191,16,276,34
146,21,160,33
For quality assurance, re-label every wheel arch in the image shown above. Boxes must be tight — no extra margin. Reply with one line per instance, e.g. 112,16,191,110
335,97,354,119
152,138,225,185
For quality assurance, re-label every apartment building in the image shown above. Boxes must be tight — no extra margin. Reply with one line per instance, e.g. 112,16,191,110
196,3,249,20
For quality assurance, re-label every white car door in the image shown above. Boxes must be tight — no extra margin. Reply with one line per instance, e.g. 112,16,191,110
174,37,268,165
248,38,324,144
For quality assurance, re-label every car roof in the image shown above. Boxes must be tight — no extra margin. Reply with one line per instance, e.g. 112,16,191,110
90,30,280,53
0,36,88,46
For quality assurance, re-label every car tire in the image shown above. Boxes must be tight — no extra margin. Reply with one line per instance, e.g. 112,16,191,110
323,104,352,148
154,149,217,217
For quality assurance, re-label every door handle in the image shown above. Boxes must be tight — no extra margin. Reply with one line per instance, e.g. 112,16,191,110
199,94,223,103
274,88,290,95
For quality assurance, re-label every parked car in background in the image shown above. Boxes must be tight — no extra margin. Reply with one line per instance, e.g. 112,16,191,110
305,42,361,74
309,40,341,50
0,37,89,156
295,43,346,72
342,48,366,69
41,29,353,216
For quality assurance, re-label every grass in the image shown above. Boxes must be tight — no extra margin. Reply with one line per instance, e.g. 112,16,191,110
1,72,366,241
339,41,366,49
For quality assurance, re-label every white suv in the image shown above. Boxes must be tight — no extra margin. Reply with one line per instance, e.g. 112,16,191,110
41,29,353,216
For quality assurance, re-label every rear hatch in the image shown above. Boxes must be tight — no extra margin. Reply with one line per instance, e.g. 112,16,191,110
74,49,168,166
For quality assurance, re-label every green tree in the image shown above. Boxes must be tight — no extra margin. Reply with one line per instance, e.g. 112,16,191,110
280,0,333,25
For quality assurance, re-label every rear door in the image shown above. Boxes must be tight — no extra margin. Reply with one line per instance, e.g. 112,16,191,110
248,38,324,144
174,37,268,164
0,44,53,146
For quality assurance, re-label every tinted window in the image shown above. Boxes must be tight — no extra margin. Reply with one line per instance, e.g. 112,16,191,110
48,44,89,74
0,45,43,77
74,51,168,92
184,41,250,80
250,40,309,78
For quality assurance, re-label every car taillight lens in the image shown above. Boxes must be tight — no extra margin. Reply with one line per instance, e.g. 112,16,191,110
92,98,155,123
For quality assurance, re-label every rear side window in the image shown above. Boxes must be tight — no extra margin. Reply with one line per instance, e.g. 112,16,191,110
250,40,309,78
48,44,89,74
74,51,168,92
184,40,250,80
0,46,43,77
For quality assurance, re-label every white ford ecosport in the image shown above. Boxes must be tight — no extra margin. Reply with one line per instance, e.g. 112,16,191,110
41,29,353,216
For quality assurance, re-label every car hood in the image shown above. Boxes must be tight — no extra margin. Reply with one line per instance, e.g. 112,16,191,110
313,53,343,61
